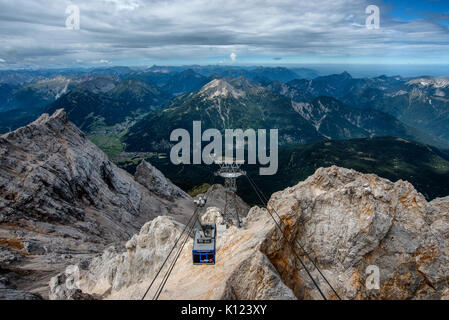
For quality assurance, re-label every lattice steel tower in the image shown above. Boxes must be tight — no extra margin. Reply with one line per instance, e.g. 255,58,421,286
214,157,246,228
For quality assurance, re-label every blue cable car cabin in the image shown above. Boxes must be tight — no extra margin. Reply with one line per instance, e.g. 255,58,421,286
192,223,216,265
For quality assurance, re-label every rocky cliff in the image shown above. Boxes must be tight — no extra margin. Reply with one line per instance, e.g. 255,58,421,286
51,166,449,300
0,109,193,298
265,166,449,299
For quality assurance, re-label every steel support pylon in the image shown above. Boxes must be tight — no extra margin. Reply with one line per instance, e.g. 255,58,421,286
214,158,245,228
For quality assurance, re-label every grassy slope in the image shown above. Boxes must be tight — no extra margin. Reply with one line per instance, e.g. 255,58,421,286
88,133,124,159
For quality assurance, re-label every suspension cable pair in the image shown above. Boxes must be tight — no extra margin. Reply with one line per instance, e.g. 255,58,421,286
141,165,341,300
141,206,200,300
141,172,216,300
245,173,342,300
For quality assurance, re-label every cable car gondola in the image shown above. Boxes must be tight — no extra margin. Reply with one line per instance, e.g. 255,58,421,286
192,223,216,265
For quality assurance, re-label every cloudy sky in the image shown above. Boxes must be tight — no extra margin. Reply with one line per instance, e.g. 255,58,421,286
0,0,448,70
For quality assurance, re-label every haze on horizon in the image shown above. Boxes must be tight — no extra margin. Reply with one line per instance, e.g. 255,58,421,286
0,0,448,77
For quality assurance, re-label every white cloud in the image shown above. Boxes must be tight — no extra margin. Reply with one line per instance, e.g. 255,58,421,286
104,0,140,11
96,59,111,64
0,58,5,63
0,0,448,68
230,52,237,63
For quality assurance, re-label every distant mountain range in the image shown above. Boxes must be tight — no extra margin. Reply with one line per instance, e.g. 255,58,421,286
123,77,443,151
0,76,74,112
0,66,317,132
123,77,322,150
0,65,448,153
45,78,170,132
160,69,210,96
267,72,449,147
139,65,319,81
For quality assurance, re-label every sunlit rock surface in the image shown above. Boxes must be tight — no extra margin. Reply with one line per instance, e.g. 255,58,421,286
58,166,449,300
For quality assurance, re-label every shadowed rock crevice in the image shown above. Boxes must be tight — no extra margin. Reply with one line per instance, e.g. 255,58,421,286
259,213,308,300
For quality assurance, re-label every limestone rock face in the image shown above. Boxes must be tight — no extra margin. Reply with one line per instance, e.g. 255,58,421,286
0,109,182,240
59,204,295,300
431,196,449,213
201,207,224,225
61,216,185,298
204,184,250,226
199,79,245,99
221,250,297,300
49,268,96,300
52,167,449,300
0,109,192,297
135,160,189,200
266,166,449,300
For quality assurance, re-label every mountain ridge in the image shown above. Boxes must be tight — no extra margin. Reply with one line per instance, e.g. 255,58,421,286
0,109,192,297
124,77,440,151
123,77,324,151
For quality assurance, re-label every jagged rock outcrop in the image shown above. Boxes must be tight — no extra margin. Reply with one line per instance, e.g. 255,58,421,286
221,250,297,300
266,166,449,299
56,166,449,300
49,268,97,300
49,185,249,299
0,109,189,240
201,207,224,225
135,160,189,200
199,79,245,99
431,196,449,213
203,184,250,226
55,203,295,300
0,109,192,297
80,216,185,296
48,216,185,299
